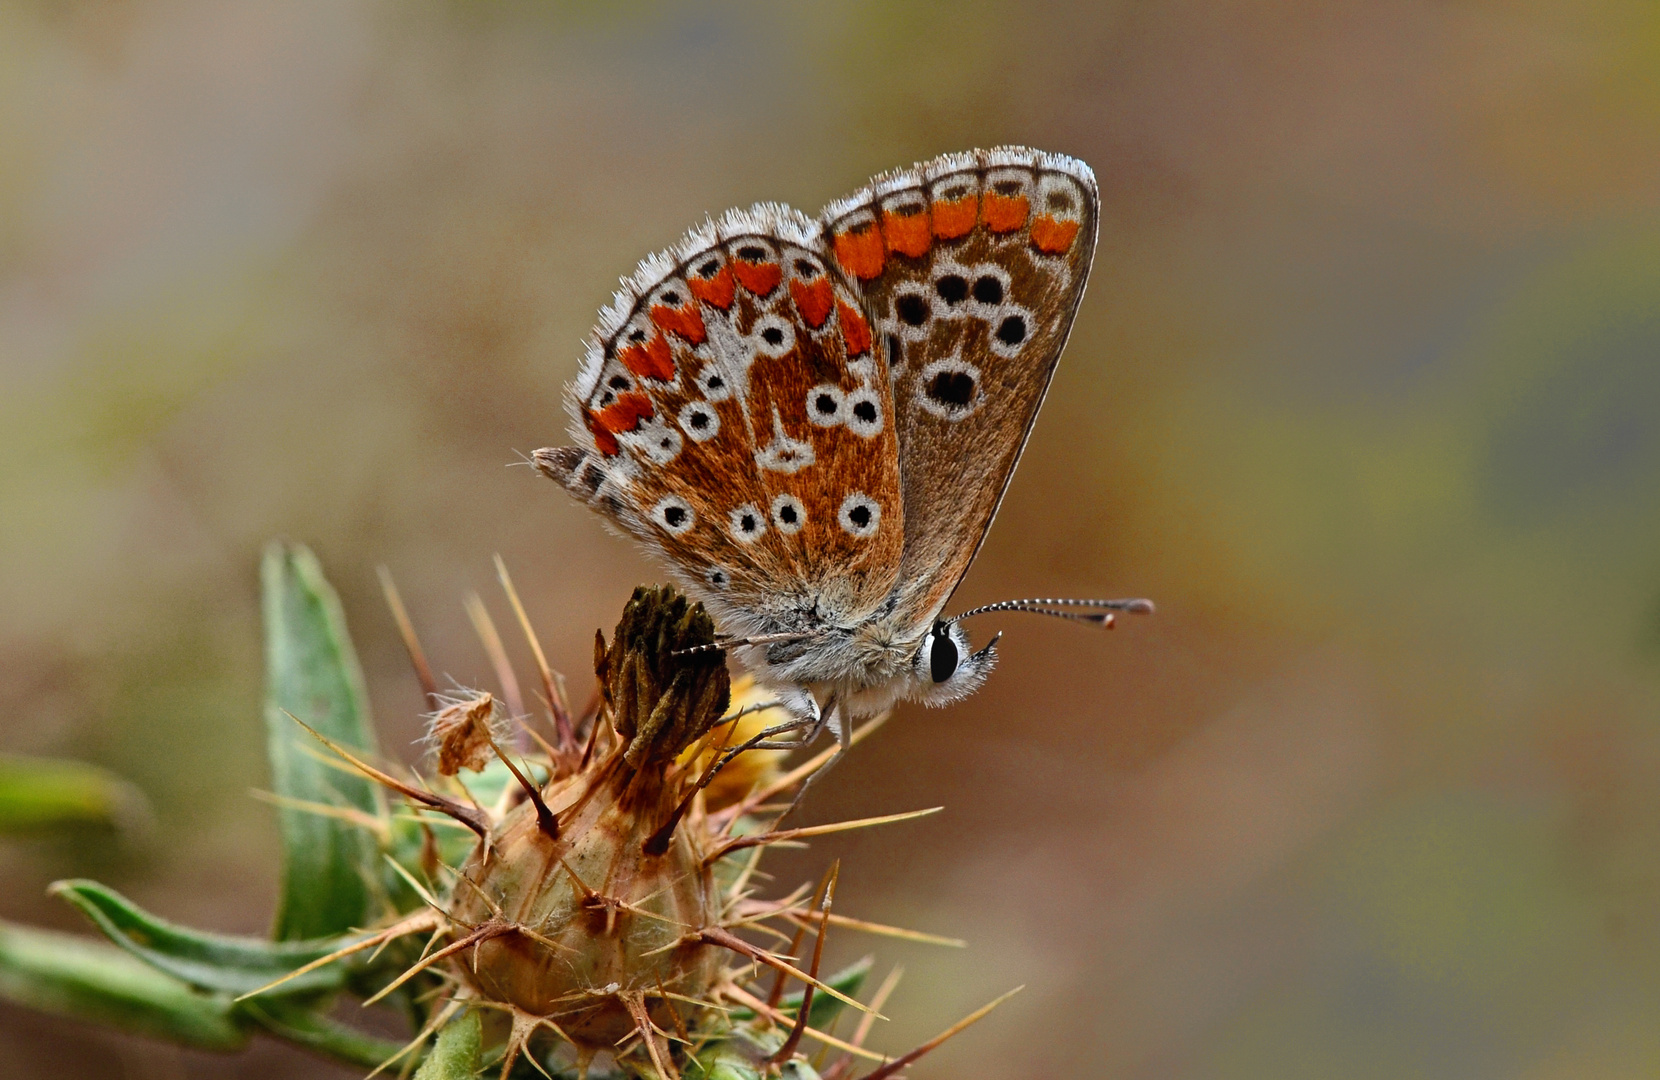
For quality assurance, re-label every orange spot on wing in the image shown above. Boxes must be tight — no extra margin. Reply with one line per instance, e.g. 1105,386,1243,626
837,299,871,356
882,207,932,258
686,265,735,310
617,332,675,382
790,277,834,329
650,302,706,345
983,191,1029,233
595,392,654,435
1030,215,1081,254
732,260,782,296
585,414,620,456
931,196,977,239
832,222,886,280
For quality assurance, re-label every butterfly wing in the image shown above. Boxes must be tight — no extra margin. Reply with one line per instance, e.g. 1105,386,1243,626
536,205,906,638
820,147,1099,631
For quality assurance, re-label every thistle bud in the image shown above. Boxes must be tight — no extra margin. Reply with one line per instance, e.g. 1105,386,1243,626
450,586,730,1048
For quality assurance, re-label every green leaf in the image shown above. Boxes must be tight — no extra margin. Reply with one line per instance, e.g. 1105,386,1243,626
690,1022,824,1080
726,956,871,1030
0,754,148,834
51,879,361,996
240,998,408,1069
415,1009,482,1079
0,919,247,1051
262,540,384,939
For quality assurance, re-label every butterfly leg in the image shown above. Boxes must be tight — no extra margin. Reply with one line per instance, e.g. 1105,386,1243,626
771,697,852,823
745,687,823,750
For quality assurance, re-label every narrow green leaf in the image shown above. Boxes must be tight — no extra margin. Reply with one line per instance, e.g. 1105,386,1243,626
241,998,408,1069
262,540,385,939
0,754,148,834
51,879,361,996
414,1009,482,1079
0,919,247,1050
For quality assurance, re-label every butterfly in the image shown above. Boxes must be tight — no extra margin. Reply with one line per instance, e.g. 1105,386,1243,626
535,146,1150,755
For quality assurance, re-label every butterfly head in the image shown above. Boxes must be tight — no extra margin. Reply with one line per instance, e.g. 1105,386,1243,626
909,619,999,707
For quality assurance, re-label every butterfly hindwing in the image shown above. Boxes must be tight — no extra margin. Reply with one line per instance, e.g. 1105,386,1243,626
820,147,1099,630
537,205,905,634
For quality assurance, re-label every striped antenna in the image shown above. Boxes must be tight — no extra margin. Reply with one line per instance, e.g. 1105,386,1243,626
952,596,1155,627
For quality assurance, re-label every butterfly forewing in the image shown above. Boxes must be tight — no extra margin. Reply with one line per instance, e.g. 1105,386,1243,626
537,204,905,634
821,148,1099,631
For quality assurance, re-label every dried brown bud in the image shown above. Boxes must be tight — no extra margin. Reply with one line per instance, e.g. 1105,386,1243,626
426,691,502,776
598,585,730,768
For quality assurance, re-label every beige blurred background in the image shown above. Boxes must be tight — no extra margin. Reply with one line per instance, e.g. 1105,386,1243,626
4,1,1660,1077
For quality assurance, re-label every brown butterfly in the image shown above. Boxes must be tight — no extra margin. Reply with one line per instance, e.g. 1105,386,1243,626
536,147,1150,754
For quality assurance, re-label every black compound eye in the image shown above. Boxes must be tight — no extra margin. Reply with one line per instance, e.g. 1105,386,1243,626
929,628,959,684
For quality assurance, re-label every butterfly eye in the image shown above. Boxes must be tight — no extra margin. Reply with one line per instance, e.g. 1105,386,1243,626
929,625,960,684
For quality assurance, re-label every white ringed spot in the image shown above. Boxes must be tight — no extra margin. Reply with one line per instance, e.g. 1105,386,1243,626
807,384,846,427
838,493,881,538
650,496,695,536
987,303,1032,359
678,401,720,442
771,493,806,535
729,503,767,543
751,314,796,359
916,355,984,421
695,363,733,401
889,286,933,342
844,387,883,438
626,419,683,465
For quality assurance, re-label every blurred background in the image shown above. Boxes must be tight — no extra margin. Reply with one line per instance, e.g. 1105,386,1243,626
3,1,1660,1076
